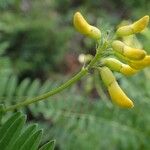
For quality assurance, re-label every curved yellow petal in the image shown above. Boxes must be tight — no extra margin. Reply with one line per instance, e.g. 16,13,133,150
102,58,122,71
73,12,101,39
103,58,138,76
132,15,149,33
99,67,115,87
129,55,150,69
116,25,133,36
123,45,146,60
120,64,138,76
116,15,149,36
108,81,134,108
112,40,146,60
100,67,134,108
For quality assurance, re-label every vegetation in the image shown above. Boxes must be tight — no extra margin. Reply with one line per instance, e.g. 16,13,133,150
0,0,150,149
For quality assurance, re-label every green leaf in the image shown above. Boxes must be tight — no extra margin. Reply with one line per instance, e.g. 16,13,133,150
0,104,5,124
39,140,56,150
20,130,43,150
0,112,55,150
0,75,9,97
6,75,18,100
26,79,41,97
0,114,26,150
11,124,38,150
0,112,21,140
16,78,31,97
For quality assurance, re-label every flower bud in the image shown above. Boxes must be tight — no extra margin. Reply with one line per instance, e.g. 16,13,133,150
120,65,138,76
132,15,149,33
112,40,146,60
103,58,138,76
116,25,133,37
73,12,101,39
116,15,149,36
108,81,134,108
99,67,115,87
78,54,93,64
100,67,134,108
102,58,122,71
129,55,150,69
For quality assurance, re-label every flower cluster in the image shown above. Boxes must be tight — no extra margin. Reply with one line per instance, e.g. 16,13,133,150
73,12,149,108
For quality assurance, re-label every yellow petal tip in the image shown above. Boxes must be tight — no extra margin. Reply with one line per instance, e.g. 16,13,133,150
73,11,101,39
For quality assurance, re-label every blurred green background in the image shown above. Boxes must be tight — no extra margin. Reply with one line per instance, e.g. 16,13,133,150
0,0,150,149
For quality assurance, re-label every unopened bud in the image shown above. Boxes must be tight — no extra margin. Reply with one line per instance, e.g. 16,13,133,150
129,55,150,69
103,58,138,76
78,54,93,64
116,15,149,36
100,67,134,108
112,40,146,60
73,12,101,39
99,67,115,87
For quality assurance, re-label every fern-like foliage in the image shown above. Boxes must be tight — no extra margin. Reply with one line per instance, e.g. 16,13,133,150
0,111,55,150
0,72,63,118
1,61,150,150
1,71,150,150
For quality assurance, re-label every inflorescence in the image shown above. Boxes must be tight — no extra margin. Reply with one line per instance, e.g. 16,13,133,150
74,12,149,108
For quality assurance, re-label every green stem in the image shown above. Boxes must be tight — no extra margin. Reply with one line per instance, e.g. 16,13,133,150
4,68,88,112
87,52,101,69
87,41,107,69
3,42,107,112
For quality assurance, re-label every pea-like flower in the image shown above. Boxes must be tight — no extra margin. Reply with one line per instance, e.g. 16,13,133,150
100,67,134,108
116,15,149,36
112,40,146,60
74,12,149,109
102,58,138,76
73,12,101,39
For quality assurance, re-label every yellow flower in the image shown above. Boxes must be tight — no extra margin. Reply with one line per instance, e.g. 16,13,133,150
100,67,134,108
108,81,134,108
103,58,138,76
132,15,149,33
116,25,133,37
73,12,101,39
129,55,150,69
116,15,149,36
99,67,115,87
112,40,146,60
120,64,138,76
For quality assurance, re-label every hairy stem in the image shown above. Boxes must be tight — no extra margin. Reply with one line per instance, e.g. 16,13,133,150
4,68,88,112
3,43,106,112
